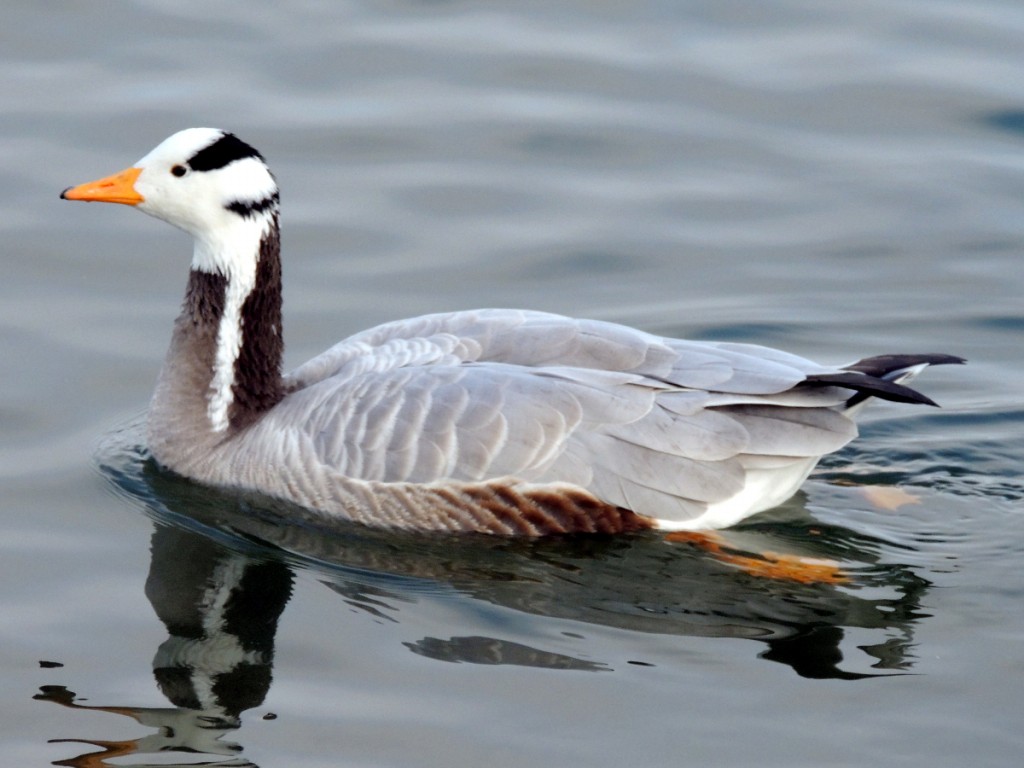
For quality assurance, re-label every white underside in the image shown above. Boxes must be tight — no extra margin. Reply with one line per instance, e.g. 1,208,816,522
651,457,819,531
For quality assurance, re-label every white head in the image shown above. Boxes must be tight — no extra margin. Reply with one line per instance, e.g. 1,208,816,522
62,128,280,277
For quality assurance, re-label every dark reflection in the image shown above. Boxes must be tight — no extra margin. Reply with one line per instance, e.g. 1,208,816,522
405,636,611,671
982,109,1024,137
37,520,291,767
146,525,292,720
40,436,936,764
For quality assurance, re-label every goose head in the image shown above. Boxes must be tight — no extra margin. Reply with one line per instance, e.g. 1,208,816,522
61,128,280,277
63,129,286,437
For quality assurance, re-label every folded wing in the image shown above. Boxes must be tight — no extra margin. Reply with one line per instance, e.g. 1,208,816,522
275,309,905,525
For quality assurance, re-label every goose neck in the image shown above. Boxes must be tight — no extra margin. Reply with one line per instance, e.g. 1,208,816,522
156,213,285,447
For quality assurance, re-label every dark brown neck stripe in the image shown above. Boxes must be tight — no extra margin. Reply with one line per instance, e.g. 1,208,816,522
229,217,285,429
184,269,228,329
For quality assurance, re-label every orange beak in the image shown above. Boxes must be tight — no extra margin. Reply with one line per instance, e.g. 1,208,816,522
61,166,144,206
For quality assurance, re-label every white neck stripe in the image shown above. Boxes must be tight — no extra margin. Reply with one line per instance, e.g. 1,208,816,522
207,276,251,432
199,214,274,432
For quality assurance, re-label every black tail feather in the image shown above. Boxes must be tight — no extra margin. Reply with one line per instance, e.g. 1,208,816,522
803,354,965,409
842,353,966,376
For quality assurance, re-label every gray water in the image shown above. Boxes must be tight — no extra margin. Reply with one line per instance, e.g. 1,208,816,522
3,1,1023,766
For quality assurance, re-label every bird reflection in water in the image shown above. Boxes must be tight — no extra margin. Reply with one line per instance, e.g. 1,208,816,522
36,521,291,767
36,449,935,764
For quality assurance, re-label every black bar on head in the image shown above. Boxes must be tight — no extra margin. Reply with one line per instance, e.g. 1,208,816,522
188,133,263,172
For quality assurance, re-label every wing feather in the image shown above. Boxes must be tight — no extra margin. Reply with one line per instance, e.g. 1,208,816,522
718,404,856,457
295,362,651,484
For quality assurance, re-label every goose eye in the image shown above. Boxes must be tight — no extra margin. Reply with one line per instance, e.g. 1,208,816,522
170,165,188,177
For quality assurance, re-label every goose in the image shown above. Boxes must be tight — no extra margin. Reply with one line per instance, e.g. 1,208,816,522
61,128,962,536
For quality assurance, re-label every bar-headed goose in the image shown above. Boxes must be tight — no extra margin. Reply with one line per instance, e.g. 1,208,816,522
61,128,962,535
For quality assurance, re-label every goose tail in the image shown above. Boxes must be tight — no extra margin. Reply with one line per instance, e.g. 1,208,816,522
803,353,965,411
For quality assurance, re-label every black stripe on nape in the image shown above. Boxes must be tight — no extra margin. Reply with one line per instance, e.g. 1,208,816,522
188,132,263,172
226,191,280,219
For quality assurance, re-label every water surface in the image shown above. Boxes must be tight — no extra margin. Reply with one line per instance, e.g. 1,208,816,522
3,1,1023,766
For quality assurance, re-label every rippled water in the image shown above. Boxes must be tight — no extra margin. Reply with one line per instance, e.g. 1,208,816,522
3,1,1023,766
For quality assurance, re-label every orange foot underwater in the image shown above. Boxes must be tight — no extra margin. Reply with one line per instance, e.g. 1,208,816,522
665,530,850,585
